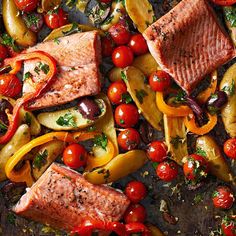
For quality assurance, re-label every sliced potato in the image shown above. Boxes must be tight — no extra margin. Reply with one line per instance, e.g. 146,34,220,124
41,0,61,12
108,67,122,82
220,63,236,138
163,115,188,165
32,140,65,180
124,66,162,131
196,135,234,183
125,0,155,33
132,53,160,77
37,99,106,131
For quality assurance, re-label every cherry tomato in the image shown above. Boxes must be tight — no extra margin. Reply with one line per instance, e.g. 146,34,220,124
115,104,139,128
14,0,39,12
147,141,168,162
118,128,140,151
149,70,171,92
101,36,115,57
124,204,147,223
128,34,148,55
221,216,236,236
63,143,87,169
156,160,178,182
183,154,209,182
112,46,134,68
0,44,8,66
210,0,236,6
107,81,127,105
125,181,147,203
212,186,235,210
99,0,112,3
109,22,131,45
44,8,68,29
0,74,22,98
224,138,236,160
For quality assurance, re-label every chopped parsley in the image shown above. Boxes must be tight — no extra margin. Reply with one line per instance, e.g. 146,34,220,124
54,38,60,45
121,71,127,82
63,22,82,36
135,89,148,104
152,162,158,169
103,15,114,25
23,72,32,81
170,135,185,149
122,93,133,104
193,193,203,204
33,150,48,170
174,91,186,104
38,62,50,74
34,66,40,75
93,133,108,150
56,112,77,127
195,147,207,157
120,119,125,124
212,190,219,198
24,13,40,28
24,112,32,126
0,33,20,52
66,0,77,8
224,6,236,27
0,122,7,132
222,80,235,96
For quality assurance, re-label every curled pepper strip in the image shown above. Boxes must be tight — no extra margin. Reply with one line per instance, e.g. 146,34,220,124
156,92,192,117
184,113,217,135
0,51,57,144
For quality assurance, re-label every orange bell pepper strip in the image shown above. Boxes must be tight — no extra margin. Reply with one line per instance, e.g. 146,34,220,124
184,112,217,135
0,51,57,144
197,71,217,104
73,131,115,170
156,92,192,117
5,132,75,186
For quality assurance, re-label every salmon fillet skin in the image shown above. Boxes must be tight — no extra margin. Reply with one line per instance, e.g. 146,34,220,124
143,0,235,93
23,31,102,110
13,163,130,232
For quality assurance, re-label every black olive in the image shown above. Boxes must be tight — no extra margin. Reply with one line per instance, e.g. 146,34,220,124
0,14,5,33
77,97,101,120
206,91,228,114
186,96,203,117
0,99,13,126
138,120,155,144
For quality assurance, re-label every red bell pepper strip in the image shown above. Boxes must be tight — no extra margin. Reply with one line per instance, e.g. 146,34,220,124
0,51,57,144
125,222,151,236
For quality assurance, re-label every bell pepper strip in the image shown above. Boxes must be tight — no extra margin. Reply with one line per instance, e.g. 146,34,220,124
0,51,57,144
125,222,151,236
197,71,217,104
71,219,126,236
184,112,217,135
5,132,75,186
156,92,192,117
73,131,115,170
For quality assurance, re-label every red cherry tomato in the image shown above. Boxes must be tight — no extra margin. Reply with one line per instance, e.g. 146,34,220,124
107,81,127,105
0,74,22,98
101,36,115,57
156,160,178,182
183,154,209,181
149,70,171,92
0,45,8,66
44,8,68,29
63,143,87,169
14,0,39,12
224,138,236,160
125,181,147,203
115,104,139,128
109,22,131,45
118,128,140,151
212,186,235,210
99,0,112,3
112,46,134,68
221,216,236,236
210,0,236,6
147,141,167,162
124,204,147,223
128,34,148,55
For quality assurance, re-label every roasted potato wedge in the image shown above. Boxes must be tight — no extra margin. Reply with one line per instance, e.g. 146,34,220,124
132,53,160,77
108,67,123,82
220,63,236,137
124,66,162,131
2,0,37,47
41,0,61,12
84,150,147,184
0,124,31,181
37,99,106,131
125,0,155,33
196,135,234,183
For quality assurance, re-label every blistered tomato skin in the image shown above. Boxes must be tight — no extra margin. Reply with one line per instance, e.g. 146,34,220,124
109,22,131,45
128,34,148,55
156,160,178,182
125,181,147,203
147,141,168,162
0,45,8,66
149,70,171,92
224,138,236,160
44,8,68,29
124,204,147,223
221,216,236,236
112,46,134,68
118,128,140,151
212,186,235,210
14,0,39,12
210,0,236,6
107,81,127,105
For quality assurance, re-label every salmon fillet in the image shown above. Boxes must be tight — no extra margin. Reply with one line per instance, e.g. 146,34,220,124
13,163,130,232
143,0,235,93
23,31,102,110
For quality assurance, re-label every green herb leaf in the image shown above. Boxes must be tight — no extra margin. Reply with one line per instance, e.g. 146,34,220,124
34,66,40,75
33,150,48,170
23,72,33,81
7,212,16,225
66,0,77,8
195,147,207,157
122,93,133,104
38,62,50,74
170,135,185,149
93,133,108,150
224,6,236,27
120,119,125,124
63,22,82,36
174,91,187,104
193,193,203,204
0,33,20,52
56,112,77,127
102,15,114,25
135,89,148,104
121,71,127,82
212,190,219,198
152,162,158,169
54,38,60,45
0,122,7,132
222,80,235,96
24,112,32,126
24,13,40,28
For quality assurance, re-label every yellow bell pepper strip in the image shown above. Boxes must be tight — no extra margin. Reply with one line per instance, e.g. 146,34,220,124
5,132,75,186
184,113,217,135
197,71,218,104
73,131,115,170
156,92,192,117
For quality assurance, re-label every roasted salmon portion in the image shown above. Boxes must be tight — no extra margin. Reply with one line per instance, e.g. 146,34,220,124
143,0,235,93
23,31,102,110
13,163,130,232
